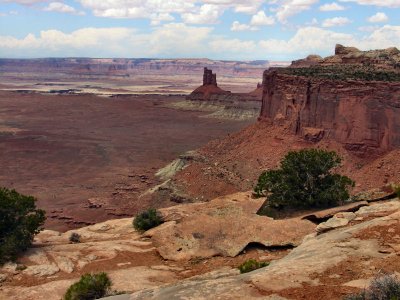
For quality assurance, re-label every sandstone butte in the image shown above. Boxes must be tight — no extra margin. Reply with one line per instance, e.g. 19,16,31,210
1,45,400,300
186,67,263,102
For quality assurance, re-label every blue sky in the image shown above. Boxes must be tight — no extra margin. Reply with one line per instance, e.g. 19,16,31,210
0,0,399,60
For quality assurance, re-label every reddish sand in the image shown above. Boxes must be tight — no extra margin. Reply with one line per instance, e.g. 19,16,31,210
170,121,400,203
0,91,253,231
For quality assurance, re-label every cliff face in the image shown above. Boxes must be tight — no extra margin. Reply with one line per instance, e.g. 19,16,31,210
260,46,400,153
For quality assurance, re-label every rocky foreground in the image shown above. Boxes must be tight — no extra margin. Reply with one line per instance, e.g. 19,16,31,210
1,191,399,300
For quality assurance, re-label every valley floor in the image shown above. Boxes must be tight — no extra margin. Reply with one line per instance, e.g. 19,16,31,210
0,91,253,231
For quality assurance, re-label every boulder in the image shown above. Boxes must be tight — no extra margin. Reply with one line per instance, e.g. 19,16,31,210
316,212,356,233
335,44,360,56
23,264,60,277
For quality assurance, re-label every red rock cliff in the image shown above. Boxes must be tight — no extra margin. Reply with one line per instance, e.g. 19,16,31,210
260,46,400,153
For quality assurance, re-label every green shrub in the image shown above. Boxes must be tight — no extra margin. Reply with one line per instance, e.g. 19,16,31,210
64,272,112,300
0,187,46,265
255,149,354,211
344,273,400,300
279,65,400,82
69,232,81,244
133,208,163,232
238,259,269,274
393,185,400,199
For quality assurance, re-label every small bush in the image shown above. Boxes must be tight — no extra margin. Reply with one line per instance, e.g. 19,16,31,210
238,259,269,274
0,187,46,265
393,185,400,199
344,273,400,300
69,233,81,244
133,208,163,232
255,149,354,211
64,272,112,300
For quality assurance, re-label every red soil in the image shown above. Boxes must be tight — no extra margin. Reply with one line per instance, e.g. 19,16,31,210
171,120,400,202
0,91,253,231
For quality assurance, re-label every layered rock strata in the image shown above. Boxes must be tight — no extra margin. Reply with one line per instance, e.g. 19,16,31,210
260,45,400,153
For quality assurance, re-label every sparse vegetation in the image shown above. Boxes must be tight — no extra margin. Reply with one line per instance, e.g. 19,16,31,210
0,187,46,265
344,273,400,300
393,184,400,199
133,208,163,232
69,232,81,244
64,272,112,300
279,65,400,82
238,259,269,274
255,149,354,213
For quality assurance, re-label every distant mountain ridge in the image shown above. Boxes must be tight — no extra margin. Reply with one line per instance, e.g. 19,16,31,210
0,58,289,78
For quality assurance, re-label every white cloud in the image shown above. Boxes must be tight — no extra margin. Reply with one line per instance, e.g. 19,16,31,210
231,0,264,14
230,21,257,31
274,0,319,23
150,13,175,26
209,38,257,54
43,2,85,15
258,25,400,57
258,26,353,55
358,25,400,49
338,0,400,7
307,17,319,25
143,23,213,57
367,12,388,23
74,0,264,24
319,2,346,11
250,10,275,26
181,4,223,24
322,16,351,27
77,0,196,19
2,0,48,4
1,24,399,60
358,25,379,32
0,24,214,58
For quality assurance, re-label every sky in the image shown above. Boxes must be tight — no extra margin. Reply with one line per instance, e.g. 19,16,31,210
0,0,399,61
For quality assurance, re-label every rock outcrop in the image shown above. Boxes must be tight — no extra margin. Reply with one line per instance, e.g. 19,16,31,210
292,44,400,69
128,198,400,300
146,192,315,261
260,45,400,153
1,190,400,300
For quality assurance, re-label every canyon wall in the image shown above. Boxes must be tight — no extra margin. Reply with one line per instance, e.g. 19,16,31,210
260,46,400,153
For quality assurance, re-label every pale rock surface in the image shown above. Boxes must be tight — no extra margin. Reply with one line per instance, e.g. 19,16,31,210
355,201,400,216
149,192,315,260
129,207,400,299
23,264,60,277
302,201,368,222
316,212,356,233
